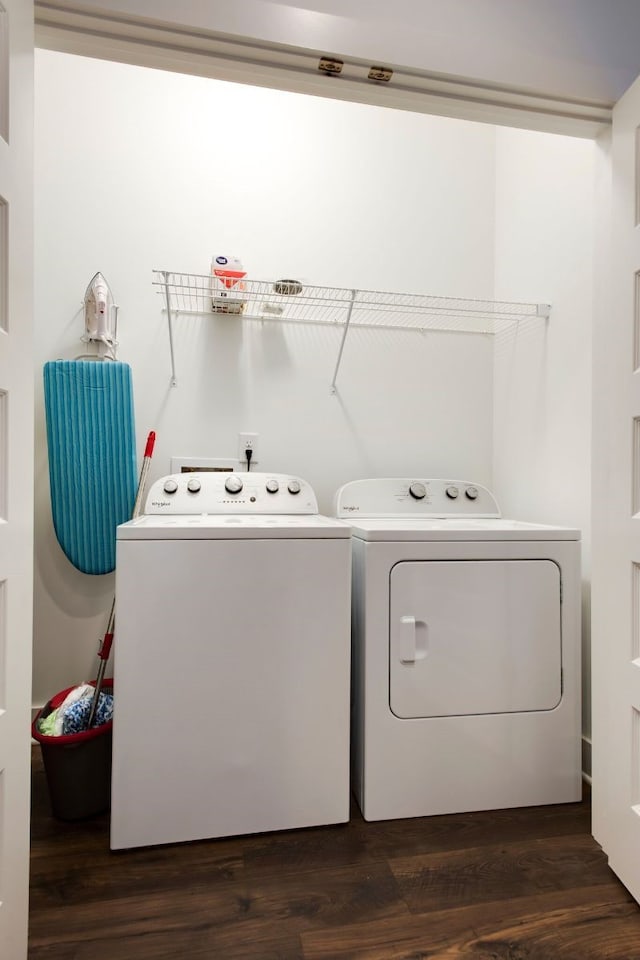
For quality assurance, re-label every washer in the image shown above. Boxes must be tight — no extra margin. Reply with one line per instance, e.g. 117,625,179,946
111,472,351,849
335,478,581,822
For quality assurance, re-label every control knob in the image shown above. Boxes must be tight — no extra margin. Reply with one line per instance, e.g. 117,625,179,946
187,478,201,493
409,482,426,500
445,485,459,499
225,475,243,494
288,479,301,495
465,486,479,500
266,479,279,494
163,478,178,494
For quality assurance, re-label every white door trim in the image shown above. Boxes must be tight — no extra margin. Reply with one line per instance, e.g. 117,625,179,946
33,1,611,138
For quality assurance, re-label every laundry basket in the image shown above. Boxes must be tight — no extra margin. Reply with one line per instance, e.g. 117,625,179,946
32,681,113,821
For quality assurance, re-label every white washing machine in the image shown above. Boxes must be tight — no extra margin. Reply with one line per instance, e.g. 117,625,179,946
111,472,351,849
334,477,582,822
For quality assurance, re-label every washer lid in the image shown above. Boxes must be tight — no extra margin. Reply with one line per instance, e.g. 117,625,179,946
117,514,351,540
345,517,580,541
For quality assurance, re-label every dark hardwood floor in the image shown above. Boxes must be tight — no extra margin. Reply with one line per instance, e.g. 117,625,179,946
29,748,640,959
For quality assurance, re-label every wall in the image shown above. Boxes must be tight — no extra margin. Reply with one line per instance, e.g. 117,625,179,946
493,127,595,770
33,50,499,705
493,128,594,525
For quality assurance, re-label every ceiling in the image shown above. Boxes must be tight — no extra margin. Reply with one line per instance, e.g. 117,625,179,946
34,0,640,136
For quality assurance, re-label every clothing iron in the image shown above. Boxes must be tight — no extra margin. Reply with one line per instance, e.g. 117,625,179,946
83,272,117,358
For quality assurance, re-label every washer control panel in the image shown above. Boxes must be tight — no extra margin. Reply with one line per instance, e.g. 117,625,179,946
334,478,500,518
145,473,318,515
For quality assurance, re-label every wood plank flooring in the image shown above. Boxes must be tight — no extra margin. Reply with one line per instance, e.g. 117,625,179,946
29,749,640,959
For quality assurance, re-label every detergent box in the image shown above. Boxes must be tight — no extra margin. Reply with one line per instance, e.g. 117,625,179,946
211,255,247,314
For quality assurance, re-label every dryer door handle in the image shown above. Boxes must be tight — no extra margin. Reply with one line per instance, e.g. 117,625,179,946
399,615,416,662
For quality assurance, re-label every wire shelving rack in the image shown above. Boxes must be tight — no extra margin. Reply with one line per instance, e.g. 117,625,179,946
153,270,550,389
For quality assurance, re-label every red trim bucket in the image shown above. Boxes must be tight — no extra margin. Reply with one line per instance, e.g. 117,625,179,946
32,680,113,821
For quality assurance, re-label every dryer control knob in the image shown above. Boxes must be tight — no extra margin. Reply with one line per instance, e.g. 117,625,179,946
266,479,279,494
225,475,243,494
465,486,479,500
163,478,178,494
187,478,201,493
445,485,459,499
409,482,426,500
288,479,301,495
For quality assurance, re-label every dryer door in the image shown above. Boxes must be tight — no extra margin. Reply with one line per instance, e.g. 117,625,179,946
389,560,562,718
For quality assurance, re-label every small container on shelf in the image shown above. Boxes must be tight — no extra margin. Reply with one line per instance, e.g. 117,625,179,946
211,255,247,314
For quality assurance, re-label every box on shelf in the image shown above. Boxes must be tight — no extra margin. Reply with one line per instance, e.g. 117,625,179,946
211,255,247,314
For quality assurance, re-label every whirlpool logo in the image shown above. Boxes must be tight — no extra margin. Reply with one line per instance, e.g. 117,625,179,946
151,500,171,508
342,505,360,512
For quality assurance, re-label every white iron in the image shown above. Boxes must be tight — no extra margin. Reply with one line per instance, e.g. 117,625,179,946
83,272,117,358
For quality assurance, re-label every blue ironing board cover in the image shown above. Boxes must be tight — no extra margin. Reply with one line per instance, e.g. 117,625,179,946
44,360,137,575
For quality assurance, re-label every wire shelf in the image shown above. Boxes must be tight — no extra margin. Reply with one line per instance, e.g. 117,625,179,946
153,270,550,388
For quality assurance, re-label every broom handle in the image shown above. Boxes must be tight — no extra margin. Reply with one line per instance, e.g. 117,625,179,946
132,431,156,519
88,598,115,725
87,431,156,727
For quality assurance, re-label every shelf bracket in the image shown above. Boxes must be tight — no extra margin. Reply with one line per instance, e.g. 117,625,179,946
330,289,357,394
160,269,178,386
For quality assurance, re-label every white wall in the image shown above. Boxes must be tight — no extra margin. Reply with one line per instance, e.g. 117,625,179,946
493,128,594,526
33,50,499,705
493,127,595,767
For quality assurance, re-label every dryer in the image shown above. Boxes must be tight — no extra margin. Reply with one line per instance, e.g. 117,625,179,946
111,472,351,849
335,478,581,822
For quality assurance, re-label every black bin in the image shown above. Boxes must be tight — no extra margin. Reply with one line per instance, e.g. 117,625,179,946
32,681,113,821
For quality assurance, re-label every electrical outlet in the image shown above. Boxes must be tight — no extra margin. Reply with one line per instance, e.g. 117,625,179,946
238,432,259,467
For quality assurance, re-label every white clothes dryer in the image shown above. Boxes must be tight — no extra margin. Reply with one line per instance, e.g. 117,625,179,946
335,478,581,822
111,472,351,850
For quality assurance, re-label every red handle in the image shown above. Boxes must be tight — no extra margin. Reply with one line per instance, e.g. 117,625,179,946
99,633,114,661
144,430,156,459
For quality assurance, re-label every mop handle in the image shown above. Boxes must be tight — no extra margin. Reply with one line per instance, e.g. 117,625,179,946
131,431,156,519
87,430,156,728
91,429,152,670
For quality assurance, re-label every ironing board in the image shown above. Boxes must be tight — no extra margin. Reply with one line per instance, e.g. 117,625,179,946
44,360,137,575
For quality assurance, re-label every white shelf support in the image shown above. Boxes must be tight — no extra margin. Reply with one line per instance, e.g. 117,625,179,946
160,269,178,386
330,289,357,394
